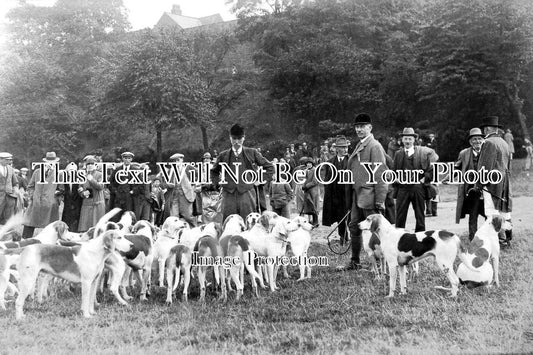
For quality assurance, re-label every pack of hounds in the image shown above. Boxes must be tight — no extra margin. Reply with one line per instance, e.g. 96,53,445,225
0,208,508,320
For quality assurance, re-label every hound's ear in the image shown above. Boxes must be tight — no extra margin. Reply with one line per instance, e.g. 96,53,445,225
103,232,115,252
259,215,270,230
56,222,68,237
370,215,380,233
491,215,502,232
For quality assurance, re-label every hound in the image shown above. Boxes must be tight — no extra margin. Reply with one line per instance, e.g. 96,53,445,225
193,235,227,302
0,212,25,242
361,229,386,279
153,218,190,287
245,212,261,230
0,221,69,310
285,216,313,281
1,230,132,319
220,214,246,239
165,244,192,303
243,212,290,292
456,215,510,289
359,214,472,298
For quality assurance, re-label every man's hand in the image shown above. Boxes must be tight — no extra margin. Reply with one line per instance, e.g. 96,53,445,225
375,202,385,211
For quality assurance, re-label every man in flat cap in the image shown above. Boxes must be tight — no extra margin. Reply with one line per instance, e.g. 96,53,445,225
455,128,485,240
392,128,438,233
211,124,274,221
22,152,61,238
0,152,19,224
339,113,388,271
477,116,513,246
109,151,136,219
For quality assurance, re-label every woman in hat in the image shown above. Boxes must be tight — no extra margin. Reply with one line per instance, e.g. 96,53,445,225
78,156,106,232
523,138,533,176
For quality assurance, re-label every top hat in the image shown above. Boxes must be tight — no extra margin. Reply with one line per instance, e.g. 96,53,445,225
0,152,12,159
43,152,60,162
203,152,212,160
230,124,245,138
400,127,419,139
334,135,350,147
468,128,484,140
354,113,372,125
480,116,502,128
121,151,134,158
169,153,184,160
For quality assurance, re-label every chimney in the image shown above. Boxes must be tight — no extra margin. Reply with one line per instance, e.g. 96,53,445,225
171,4,182,15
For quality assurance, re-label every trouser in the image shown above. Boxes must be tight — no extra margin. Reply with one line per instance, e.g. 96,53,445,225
347,191,378,265
170,189,196,227
468,196,484,241
0,194,16,225
272,203,290,219
395,185,426,232
425,200,438,216
221,189,256,222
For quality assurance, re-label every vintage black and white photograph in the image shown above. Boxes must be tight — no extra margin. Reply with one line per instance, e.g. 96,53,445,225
0,0,532,353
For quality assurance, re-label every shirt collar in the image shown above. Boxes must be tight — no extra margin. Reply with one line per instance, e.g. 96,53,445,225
233,147,242,156
405,147,415,156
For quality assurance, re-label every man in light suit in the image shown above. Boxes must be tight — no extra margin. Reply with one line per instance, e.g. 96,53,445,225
338,113,388,271
0,152,19,225
211,124,274,221
455,128,485,241
477,116,513,246
167,153,196,227
392,128,439,232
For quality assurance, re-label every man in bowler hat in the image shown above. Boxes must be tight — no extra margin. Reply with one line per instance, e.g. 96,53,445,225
211,124,274,221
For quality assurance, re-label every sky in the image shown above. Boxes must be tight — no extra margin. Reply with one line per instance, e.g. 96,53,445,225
0,0,237,31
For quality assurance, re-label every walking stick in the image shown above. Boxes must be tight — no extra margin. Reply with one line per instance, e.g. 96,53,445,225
326,210,351,255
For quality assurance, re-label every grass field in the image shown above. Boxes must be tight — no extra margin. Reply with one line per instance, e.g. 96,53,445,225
1,168,532,354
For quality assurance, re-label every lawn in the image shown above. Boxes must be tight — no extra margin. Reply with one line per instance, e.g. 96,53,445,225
1,164,532,354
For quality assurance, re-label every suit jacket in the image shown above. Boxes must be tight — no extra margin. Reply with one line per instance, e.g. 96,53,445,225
60,183,83,231
392,146,439,187
165,164,195,203
477,133,512,212
346,134,388,210
211,146,274,194
0,165,19,197
109,164,136,205
322,155,350,225
24,168,60,228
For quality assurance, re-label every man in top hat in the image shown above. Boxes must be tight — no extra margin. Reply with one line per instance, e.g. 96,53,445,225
165,153,196,227
339,113,388,270
109,151,136,219
455,128,485,240
0,152,19,225
477,116,513,246
392,128,438,232
211,123,274,221
22,152,61,238
322,135,351,245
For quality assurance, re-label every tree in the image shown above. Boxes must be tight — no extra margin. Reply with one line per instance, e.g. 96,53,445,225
92,28,216,161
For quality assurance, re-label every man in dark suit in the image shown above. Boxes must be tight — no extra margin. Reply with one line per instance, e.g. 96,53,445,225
109,151,136,219
422,132,439,216
211,124,274,221
339,113,388,271
455,128,485,240
60,162,83,232
322,135,351,245
392,128,438,232
477,116,513,246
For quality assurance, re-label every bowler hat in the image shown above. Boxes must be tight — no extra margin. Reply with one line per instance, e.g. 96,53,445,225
467,128,484,140
121,151,134,158
169,153,184,160
480,116,502,128
400,127,419,138
334,135,350,147
354,113,372,125
43,152,60,162
230,124,245,138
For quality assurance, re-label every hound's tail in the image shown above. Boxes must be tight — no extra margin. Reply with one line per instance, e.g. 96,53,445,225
169,245,191,291
0,211,25,241
94,208,122,237
457,238,481,273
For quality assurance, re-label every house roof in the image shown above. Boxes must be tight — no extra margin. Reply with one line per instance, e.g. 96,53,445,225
160,12,224,29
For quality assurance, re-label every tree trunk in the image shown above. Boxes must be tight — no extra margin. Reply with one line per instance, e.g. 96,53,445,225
503,83,531,141
200,125,209,152
156,125,162,162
